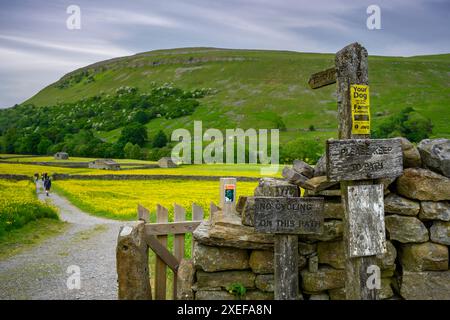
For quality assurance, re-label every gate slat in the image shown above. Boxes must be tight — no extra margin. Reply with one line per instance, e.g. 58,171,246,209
172,204,186,299
191,203,204,254
155,204,168,300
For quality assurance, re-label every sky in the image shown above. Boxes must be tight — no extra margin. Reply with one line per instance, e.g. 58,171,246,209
0,0,449,108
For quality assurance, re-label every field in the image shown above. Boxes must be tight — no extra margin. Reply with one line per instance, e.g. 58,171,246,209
22,48,450,142
0,179,59,237
0,160,283,178
1,155,157,164
52,179,258,221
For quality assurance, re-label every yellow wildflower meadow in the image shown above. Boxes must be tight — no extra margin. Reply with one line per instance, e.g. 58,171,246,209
0,179,58,236
53,179,258,221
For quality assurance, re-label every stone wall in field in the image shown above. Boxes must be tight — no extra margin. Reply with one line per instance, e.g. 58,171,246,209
178,138,450,300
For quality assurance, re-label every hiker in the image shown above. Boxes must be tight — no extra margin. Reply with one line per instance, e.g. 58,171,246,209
34,173,39,182
43,176,52,197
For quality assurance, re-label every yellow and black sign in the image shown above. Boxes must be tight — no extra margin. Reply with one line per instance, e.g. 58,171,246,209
350,84,370,135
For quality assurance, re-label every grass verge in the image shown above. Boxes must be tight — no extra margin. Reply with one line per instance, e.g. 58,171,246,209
0,218,68,260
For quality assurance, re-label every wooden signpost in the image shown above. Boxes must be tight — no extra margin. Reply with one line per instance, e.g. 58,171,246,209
309,42,403,300
254,197,324,300
327,138,403,181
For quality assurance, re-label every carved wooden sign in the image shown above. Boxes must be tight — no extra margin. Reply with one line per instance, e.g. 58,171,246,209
347,184,386,257
254,197,324,235
308,67,336,89
326,138,403,181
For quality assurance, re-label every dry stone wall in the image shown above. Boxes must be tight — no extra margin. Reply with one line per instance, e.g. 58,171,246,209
178,138,449,300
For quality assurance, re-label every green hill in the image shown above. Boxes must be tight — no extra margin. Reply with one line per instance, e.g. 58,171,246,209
1,47,449,163
23,47,450,142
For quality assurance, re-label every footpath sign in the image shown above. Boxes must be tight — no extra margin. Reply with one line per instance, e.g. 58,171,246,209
326,138,403,181
308,42,404,299
254,197,324,300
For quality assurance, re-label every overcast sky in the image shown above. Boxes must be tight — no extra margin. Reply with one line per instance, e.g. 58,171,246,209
0,0,449,108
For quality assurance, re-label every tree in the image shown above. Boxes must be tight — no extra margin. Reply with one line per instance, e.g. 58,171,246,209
118,123,148,147
274,116,287,131
130,144,142,159
123,142,134,159
133,110,149,124
373,107,433,142
152,130,168,148
37,137,52,155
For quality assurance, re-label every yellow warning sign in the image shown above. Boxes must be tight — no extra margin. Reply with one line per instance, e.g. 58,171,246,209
350,84,370,135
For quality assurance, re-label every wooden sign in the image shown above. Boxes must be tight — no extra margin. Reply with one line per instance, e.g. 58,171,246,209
308,67,336,89
350,84,370,135
254,197,324,235
347,184,386,257
326,138,403,181
254,196,324,300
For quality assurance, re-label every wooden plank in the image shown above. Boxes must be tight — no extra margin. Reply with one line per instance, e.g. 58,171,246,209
308,67,336,89
155,204,168,300
145,234,179,272
209,202,220,221
326,138,403,181
274,235,299,300
192,203,204,221
336,42,378,300
254,197,324,235
347,184,386,257
172,204,186,300
191,203,204,254
137,203,149,222
144,221,201,235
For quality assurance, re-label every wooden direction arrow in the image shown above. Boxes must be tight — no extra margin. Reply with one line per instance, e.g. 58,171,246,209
308,67,336,89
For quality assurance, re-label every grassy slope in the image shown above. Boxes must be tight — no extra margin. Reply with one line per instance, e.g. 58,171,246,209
23,48,450,142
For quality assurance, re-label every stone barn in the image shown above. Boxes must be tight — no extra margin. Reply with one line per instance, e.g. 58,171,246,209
54,152,69,160
158,157,177,168
88,159,121,170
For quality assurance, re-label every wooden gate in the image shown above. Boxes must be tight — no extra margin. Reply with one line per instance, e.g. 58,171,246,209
117,202,221,300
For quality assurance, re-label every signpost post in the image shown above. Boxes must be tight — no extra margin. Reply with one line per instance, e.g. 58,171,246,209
254,197,324,300
309,42,403,299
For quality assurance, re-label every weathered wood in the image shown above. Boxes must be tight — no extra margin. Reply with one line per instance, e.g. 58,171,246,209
116,221,152,300
326,138,403,181
137,203,149,222
155,204,168,300
308,67,336,89
144,221,201,235
220,177,237,215
192,203,204,254
347,184,386,257
254,197,324,235
335,42,379,300
173,204,186,299
274,234,299,300
145,234,179,272
209,202,221,221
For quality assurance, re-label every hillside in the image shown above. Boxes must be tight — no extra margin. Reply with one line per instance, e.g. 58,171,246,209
22,48,450,143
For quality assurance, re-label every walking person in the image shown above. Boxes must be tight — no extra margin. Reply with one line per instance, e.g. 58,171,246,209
43,176,52,197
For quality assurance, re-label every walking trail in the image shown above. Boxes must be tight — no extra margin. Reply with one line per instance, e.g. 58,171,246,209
0,181,135,300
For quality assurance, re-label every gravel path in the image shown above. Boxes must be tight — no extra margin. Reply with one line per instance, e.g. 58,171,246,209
0,181,135,300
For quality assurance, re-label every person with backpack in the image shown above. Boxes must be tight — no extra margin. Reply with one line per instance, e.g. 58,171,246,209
43,176,52,197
